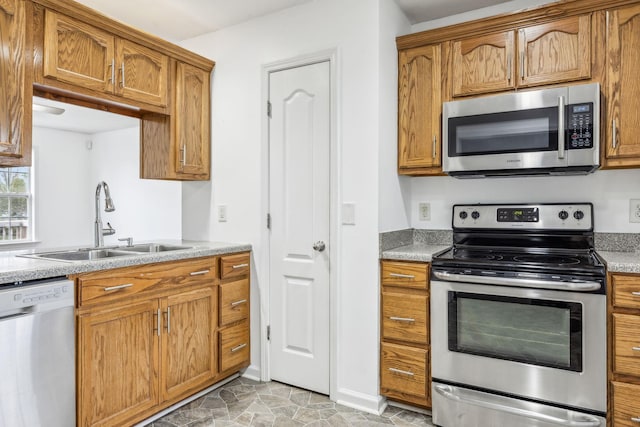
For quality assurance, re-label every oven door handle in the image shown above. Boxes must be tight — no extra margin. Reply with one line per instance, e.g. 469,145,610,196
432,271,601,292
434,384,602,427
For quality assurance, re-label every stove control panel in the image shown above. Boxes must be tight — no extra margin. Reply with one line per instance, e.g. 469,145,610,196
453,203,593,230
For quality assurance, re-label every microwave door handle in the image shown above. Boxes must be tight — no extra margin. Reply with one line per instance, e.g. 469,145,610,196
558,95,565,159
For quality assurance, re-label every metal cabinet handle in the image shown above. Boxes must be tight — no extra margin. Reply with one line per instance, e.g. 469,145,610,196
520,51,525,81
558,96,565,159
231,343,247,353
164,307,170,334
108,58,115,84
104,283,133,292
631,417,640,423
389,273,415,279
119,62,125,87
389,316,415,323
231,299,247,307
507,53,512,83
632,347,640,351
153,309,160,337
632,292,640,296
232,264,249,269
180,145,187,166
190,270,210,276
388,367,414,377
432,136,437,159
612,119,617,149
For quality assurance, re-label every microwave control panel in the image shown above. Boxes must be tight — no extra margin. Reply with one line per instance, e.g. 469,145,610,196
566,103,593,150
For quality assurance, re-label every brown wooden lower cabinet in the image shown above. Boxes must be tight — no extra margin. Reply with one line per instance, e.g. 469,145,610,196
75,253,251,427
612,382,640,427
379,260,431,408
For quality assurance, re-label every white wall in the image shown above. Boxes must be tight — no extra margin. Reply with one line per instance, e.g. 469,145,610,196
181,0,396,412
89,127,182,245
23,126,182,251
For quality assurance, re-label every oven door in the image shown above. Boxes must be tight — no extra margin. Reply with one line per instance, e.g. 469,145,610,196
430,278,606,413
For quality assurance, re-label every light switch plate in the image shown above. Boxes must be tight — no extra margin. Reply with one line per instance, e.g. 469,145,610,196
630,199,640,223
342,203,355,225
419,202,431,221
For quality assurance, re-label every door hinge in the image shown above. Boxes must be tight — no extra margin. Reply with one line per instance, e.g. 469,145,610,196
267,325,271,341
267,101,272,118
267,213,271,230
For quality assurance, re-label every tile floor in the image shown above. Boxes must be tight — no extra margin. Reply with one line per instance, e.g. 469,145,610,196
149,377,435,427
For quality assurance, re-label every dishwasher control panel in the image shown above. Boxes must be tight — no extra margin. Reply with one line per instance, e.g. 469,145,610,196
0,278,74,311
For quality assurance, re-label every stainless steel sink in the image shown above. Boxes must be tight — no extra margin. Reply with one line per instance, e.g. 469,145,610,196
116,243,193,253
22,248,135,262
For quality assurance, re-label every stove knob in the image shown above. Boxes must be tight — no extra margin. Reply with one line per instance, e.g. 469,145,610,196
459,211,468,220
471,211,480,220
574,210,585,220
558,210,569,220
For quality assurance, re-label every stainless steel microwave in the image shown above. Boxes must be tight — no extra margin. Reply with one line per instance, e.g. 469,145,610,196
442,83,600,178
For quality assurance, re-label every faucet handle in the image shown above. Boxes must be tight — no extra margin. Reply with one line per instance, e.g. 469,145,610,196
118,237,134,247
103,222,116,236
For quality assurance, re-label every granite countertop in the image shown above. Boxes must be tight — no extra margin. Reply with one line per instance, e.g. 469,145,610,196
381,243,451,263
0,240,252,284
597,250,640,274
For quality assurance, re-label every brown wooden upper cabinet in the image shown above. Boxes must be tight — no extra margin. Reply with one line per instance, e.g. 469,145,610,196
398,44,441,174
0,0,32,167
603,4,640,168
43,10,169,107
452,15,591,97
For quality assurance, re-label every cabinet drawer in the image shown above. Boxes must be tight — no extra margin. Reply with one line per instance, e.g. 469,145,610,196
77,257,216,306
220,278,249,326
381,342,428,399
612,274,640,310
382,291,428,344
613,313,640,377
381,261,428,289
220,253,250,280
612,382,640,427
220,320,250,372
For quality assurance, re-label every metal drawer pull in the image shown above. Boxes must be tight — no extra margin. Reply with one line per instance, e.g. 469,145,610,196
231,299,247,307
632,347,640,351
232,263,249,269
389,273,415,279
388,367,414,377
389,316,415,323
632,291,640,296
104,283,133,292
231,343,247,353
153,309,160,337
190,270,210,276
613,119,617,149
631,417,640,423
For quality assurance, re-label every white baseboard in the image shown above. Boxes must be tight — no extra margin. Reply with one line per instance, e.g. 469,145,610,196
241,364,261,382
333,388,386,415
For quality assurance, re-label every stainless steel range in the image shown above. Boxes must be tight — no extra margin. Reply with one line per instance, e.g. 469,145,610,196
430,203,606,427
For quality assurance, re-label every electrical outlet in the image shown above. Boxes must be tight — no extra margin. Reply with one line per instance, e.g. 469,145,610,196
630,199,640,223
217,205,227,222
418,202,431,221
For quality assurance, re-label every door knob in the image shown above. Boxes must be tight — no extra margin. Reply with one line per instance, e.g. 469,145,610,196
313,241,326,252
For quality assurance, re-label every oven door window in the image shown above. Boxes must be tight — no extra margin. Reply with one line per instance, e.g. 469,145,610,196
448,107,559,157
448,292,582,372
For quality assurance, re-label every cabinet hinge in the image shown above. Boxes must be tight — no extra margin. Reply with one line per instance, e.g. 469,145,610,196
267,101,272,118
267,325,271,341
267,213,271,230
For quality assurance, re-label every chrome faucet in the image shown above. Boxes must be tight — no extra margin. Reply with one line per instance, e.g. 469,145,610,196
94,181,116,247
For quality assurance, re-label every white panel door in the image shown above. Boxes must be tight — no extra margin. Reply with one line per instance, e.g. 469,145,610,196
269,61,331,394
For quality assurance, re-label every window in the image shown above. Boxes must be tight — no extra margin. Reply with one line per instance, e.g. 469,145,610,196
0,166,32,242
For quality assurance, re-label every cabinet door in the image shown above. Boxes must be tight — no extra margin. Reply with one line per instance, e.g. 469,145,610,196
0,0,31,166
452,31,515,96
43,10,115,92
518,15,591,87
116,39,169,107
398,44,441,171
605,5,640,164
78,300,159,427
161,286,217,401
175,62,210,178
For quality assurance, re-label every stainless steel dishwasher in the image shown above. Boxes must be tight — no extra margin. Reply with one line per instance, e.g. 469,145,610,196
0,277,75,427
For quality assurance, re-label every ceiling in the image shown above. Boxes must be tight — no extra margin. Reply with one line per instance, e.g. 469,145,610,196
36,0,512,133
